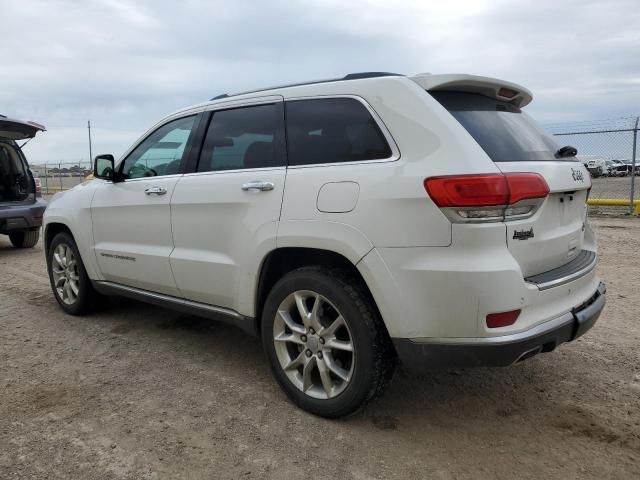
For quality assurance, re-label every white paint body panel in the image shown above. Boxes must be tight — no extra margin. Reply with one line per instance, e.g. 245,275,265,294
91,176,181,296
169,167,286,313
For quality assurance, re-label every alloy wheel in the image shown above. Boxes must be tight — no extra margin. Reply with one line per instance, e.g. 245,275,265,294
51,243,80,305
273,290,355,400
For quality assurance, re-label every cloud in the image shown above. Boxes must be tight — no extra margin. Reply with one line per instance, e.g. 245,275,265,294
0,0,638,163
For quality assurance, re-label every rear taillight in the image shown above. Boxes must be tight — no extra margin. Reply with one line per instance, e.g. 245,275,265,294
34,177,42,196
486,309,521,328
424,173,549,223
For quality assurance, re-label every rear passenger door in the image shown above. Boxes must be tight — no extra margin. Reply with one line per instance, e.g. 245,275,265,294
169,98,287,311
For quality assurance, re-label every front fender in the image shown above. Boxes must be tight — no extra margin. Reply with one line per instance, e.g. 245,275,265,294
43,182,101,280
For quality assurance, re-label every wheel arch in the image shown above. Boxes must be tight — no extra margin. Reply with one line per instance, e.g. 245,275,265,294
44,222,74,254
253,247,387,338
43,220,101,280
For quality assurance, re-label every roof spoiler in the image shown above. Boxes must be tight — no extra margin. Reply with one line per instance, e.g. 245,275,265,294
410,73,533,108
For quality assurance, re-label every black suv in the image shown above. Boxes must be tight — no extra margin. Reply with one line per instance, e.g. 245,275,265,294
0,115,46,248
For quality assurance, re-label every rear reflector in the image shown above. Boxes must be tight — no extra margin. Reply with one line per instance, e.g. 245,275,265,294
424,173,549,208
486,309,521,328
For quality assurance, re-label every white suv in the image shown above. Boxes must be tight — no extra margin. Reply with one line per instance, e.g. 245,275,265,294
44,72,606,417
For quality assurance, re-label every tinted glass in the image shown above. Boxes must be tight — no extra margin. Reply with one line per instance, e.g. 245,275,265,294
122,116,196,178
286,98,392,165
431,91,574,162
198,103,283,172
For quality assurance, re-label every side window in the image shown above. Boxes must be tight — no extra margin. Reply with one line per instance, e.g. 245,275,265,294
121,115,196,179
285,98,392,166
197,103,284,172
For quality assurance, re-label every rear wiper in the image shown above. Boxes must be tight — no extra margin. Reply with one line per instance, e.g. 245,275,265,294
556,145,578,158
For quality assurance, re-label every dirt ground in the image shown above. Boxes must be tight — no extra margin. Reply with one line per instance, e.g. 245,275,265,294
1,218,639,480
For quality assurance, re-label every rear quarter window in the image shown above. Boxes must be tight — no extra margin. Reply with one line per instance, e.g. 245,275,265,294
285,98,392,166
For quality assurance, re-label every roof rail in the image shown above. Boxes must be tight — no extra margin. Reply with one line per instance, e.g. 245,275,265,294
209,71,403,102
342,72,402,80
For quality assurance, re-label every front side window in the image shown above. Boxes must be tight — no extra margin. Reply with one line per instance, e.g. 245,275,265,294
121,115,196,179
285,98,392,166
197,103,284,172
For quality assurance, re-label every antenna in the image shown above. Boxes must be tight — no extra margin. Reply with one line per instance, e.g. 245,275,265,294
88,120,93,164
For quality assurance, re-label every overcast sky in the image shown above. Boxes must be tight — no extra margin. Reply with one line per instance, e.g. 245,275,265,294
1,0,639,164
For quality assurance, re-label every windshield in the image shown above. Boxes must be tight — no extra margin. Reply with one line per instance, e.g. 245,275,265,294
431,91,576,163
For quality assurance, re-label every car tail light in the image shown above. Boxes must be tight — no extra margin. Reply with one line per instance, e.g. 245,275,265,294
486,309,521,328
34,177,42,196
424,173,549,223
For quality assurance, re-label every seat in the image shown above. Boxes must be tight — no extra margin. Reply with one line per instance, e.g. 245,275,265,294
243,141,275,169
164,159,182,175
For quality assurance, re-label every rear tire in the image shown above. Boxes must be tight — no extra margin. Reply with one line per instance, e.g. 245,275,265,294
261,266,395,418
46,232,100,315
9,230,40,248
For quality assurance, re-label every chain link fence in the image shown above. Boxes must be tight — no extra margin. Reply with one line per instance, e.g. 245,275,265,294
546,116,639,215
29,161,93,196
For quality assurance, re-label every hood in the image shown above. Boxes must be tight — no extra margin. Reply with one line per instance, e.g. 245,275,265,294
0,114,46,140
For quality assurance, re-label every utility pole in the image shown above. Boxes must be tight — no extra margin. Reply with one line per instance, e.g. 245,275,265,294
630,116,639,215
87,120,93,166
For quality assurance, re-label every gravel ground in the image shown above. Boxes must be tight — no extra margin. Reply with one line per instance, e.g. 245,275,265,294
1,217,639,479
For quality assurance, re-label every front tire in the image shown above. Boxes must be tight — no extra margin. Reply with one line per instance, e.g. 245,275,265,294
261,266,395,418
46,232,100,315
9,230,40,248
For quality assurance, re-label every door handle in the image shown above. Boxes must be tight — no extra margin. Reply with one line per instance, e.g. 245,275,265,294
241,181,275,192
144,186,167,195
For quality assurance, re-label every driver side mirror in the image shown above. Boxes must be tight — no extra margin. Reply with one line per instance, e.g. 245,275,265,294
94,154,115,181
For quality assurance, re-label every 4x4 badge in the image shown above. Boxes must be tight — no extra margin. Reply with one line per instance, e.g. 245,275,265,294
571,168,584,182
513,227,534,240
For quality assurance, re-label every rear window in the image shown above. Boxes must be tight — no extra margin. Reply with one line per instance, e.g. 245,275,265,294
285,98,392,166
431,91,573,162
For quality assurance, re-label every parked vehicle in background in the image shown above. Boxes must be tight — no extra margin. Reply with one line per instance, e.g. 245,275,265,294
0,115,46,248
581,156,608,177
622,159,640,175
44,72,605,417
603,160,627,177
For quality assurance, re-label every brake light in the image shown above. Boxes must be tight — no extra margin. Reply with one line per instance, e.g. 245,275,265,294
504,173,549,203
425,174,509,207
34,177,42,195
424,173,549,222
486,309,521,328
424,173,548,207
497,87,518,99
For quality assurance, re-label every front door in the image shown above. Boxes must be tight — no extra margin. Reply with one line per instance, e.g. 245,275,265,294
91,114,199,296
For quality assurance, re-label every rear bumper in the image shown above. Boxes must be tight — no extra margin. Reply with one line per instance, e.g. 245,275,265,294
0,199,46,233
393,282,606,369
